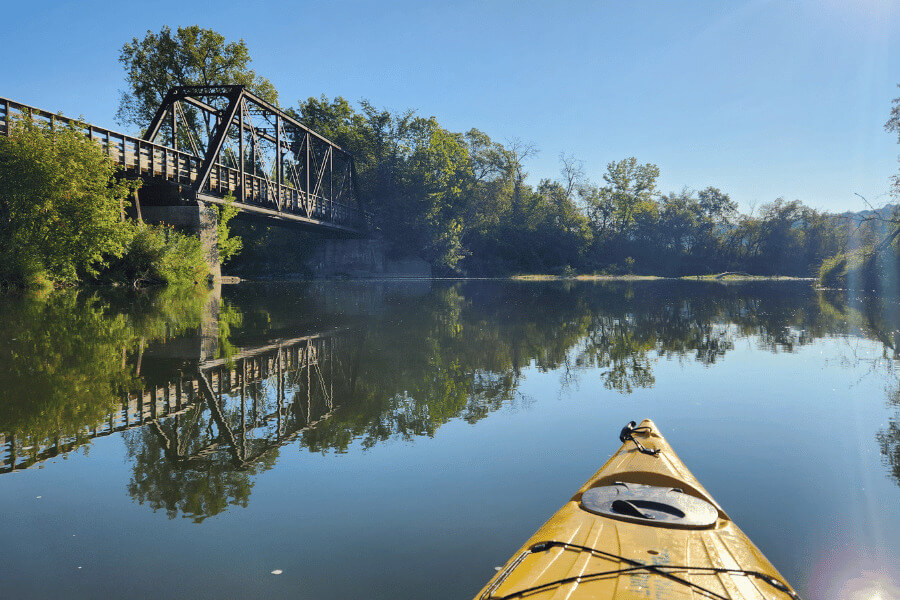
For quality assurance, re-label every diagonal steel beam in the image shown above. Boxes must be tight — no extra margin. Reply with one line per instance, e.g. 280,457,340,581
143,88,181,143
194,89,243,194
312,146,331,202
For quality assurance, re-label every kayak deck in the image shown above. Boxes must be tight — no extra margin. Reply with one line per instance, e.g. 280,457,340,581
474,420,798,600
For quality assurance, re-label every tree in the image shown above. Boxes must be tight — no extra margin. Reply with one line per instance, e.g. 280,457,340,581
590,157,660,240
697,186,737,225
658,189,703,254
0,117,137,286
503,138,538,217
580,183,615,238
532,179,593,269
398,117,473,271
461,128,510,231
559,152,586,198
884,84,900,197
117,25,278,136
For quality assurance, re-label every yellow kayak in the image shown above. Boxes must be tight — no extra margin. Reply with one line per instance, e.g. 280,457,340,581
474,419,799,600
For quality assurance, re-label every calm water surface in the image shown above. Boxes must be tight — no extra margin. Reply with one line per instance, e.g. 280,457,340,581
1,280,898,599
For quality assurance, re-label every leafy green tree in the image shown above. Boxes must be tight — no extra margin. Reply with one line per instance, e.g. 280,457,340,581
292,99,475,272
118,25,278,137
288,95,368,152
0,117,136,286
597,157,660,239
530,179,592,269
461,128,510,231
580,183,616,239
398,117,473,270
283,89,847,277
658,189,703,254
697,186,737,225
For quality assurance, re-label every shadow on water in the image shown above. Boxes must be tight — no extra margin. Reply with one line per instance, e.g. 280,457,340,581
3,279,900,521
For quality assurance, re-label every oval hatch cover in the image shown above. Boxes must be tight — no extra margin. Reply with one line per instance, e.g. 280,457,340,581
580,482,718,529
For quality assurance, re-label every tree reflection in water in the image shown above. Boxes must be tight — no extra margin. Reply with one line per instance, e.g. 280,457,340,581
816,289,900,486
878,390,900,486
124,405,271,523
4,280,900,520
0,285,212,471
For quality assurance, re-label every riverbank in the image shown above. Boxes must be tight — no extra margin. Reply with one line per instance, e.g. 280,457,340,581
511,272,814,282
217,272,816,283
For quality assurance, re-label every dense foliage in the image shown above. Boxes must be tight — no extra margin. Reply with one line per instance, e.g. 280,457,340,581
214,194,243,263
289,95,849,276
9,25,891,283
0,116,216,288
118,25,278,137
102,223,209,286
0,117,136,287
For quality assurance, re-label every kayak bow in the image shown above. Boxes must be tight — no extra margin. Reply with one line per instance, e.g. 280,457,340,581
474,419,799,600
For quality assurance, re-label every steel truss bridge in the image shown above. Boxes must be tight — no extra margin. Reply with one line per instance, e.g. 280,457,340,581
0,328,357,474
0,87,367,234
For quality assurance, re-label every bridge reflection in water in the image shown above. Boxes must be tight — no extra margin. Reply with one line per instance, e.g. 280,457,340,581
0,328,358,475
3,280,899,524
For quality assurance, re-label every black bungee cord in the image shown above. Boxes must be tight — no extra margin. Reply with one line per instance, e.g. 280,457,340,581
619,420,660,455
482,540,800,600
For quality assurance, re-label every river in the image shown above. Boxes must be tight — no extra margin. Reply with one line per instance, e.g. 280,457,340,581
0,280,898,599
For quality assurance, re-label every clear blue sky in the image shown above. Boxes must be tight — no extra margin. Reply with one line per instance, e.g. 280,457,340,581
2,0,899,213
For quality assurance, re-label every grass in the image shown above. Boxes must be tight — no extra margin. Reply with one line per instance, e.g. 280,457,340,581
681,272,814,281
512,272,809,282
512,274,663,281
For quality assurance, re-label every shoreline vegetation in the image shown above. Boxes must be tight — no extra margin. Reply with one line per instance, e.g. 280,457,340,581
513,273,814,282
0,116,216,291
218,273,813,283
0,115,241,292
3,24,900,294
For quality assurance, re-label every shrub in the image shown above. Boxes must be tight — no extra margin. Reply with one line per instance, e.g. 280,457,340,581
818,252,851,287
215,194,243,263
0,116,137,286
105,223,208,286
818,246,897,291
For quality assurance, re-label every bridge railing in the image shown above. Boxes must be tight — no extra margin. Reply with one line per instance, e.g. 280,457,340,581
0,96,365,231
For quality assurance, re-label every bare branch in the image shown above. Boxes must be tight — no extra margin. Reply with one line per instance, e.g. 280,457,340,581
559,152,586,198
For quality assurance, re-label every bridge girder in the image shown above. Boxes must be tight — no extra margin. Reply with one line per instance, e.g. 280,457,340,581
142,85,367,233
0,90,368,235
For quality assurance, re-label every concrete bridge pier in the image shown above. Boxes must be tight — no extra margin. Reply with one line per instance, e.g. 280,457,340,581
306,239,431,278
140,200,221,282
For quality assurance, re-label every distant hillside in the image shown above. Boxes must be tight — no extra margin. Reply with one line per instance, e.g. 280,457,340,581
833,203,899,246
838,203,899,223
